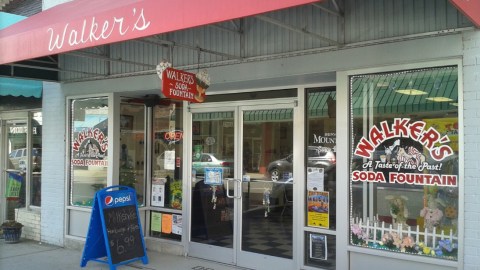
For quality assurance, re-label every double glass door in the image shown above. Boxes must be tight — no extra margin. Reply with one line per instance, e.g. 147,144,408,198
189,100,295,270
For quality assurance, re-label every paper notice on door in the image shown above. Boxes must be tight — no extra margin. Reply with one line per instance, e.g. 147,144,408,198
310,234,328,260
151,178,165,207
151,212,162,232
162,214,173,234
164,150,175,170
307,167,324,191
172,214,182,235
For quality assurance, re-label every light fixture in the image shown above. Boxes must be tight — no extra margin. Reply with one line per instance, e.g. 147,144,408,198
394,80,428,95
395,89,428,95
425,97,454,102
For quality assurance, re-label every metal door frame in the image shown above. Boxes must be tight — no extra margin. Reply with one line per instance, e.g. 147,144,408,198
186,98,298,269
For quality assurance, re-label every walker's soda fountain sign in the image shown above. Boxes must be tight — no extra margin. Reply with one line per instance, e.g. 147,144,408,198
71,127,108,167
351,118,457,187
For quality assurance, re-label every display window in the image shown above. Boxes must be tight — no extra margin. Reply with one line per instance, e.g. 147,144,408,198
349,66,459,260
150,100,184,241
69,97,109,207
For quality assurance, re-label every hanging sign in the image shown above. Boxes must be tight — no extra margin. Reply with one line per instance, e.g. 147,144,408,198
161,67,198,102
157,62,210,103
81,186,148,270
5,172,23,199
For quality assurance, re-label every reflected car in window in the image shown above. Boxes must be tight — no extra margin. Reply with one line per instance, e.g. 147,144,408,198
192,153,234,178
9,148,42,172
266,146,335,181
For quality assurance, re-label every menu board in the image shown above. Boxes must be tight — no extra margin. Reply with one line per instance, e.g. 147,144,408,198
103,205,144,264
81,186,148,269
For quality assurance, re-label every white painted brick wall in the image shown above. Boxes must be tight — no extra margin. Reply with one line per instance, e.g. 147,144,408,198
16,209,41,241
40,82,66,246
462,29,480,270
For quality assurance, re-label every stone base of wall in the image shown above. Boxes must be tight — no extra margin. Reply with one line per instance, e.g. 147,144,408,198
15,208,41,242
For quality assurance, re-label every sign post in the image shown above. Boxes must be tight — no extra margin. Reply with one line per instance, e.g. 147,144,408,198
81,186,148,270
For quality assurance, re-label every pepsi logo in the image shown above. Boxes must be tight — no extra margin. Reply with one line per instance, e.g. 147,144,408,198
105,196,114,206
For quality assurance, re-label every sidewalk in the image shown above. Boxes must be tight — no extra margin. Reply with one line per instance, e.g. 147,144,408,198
0,238,247,270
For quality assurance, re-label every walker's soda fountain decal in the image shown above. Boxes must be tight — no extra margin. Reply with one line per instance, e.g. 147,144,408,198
351,118,457,187
71,128,108,167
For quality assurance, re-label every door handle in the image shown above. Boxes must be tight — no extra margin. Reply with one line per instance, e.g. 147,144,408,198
225,178,242,199
234,178,242,199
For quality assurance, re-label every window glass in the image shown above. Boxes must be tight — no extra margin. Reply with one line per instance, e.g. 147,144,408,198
119,102,145,206
5,113,42,211
150,101,183,241
349,66,459,261
69,97,108,207
305,88,336,269
6,119,27,216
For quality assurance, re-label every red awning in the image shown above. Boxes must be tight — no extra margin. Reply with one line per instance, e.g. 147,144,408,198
0,0,319,65
450,0,480,28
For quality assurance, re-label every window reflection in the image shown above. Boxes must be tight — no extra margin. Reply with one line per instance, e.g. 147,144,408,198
119,102,145,205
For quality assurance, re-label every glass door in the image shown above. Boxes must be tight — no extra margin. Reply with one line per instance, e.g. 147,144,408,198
237,104,295,270
188,101,295,270
189,108,236,264
1,113,28,223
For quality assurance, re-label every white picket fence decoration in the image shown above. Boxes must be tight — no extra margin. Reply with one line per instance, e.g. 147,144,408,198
353,217,457,248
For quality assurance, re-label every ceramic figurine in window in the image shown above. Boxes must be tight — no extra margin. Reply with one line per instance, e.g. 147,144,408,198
420,195,445,232
385,195,409,227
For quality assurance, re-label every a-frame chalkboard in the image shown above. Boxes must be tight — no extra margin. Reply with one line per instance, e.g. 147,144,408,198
81,185,148,270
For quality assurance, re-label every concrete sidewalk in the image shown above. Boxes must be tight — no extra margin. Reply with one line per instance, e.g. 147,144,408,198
0,239,247,270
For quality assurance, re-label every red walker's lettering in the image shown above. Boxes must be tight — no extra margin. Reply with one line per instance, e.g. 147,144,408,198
354,118,454,161
72,127,108,153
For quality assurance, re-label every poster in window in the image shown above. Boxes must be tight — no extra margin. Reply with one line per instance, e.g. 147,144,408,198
162,214,173,234
151,178,166,207
307,191,329,228
310,234,327,260
172,214,182,235
151,212,162,232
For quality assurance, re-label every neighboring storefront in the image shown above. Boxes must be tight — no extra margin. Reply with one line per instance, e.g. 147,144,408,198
0,11,43,242
1,1,479,270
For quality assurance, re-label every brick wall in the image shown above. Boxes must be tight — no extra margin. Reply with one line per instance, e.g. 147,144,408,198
16,208,40,241
40,82,65,246
462,29,480,269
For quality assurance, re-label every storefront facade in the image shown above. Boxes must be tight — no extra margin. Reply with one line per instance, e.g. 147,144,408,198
1,0,479,269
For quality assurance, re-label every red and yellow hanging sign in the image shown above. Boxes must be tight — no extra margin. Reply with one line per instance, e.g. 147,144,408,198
157,61,210,103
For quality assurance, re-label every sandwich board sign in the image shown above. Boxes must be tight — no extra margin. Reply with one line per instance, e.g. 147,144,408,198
81,185,148,270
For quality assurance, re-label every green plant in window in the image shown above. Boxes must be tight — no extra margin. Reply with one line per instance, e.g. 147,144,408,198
170,179,182,209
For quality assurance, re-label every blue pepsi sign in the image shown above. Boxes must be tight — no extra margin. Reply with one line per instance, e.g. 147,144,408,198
81,186,148,269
